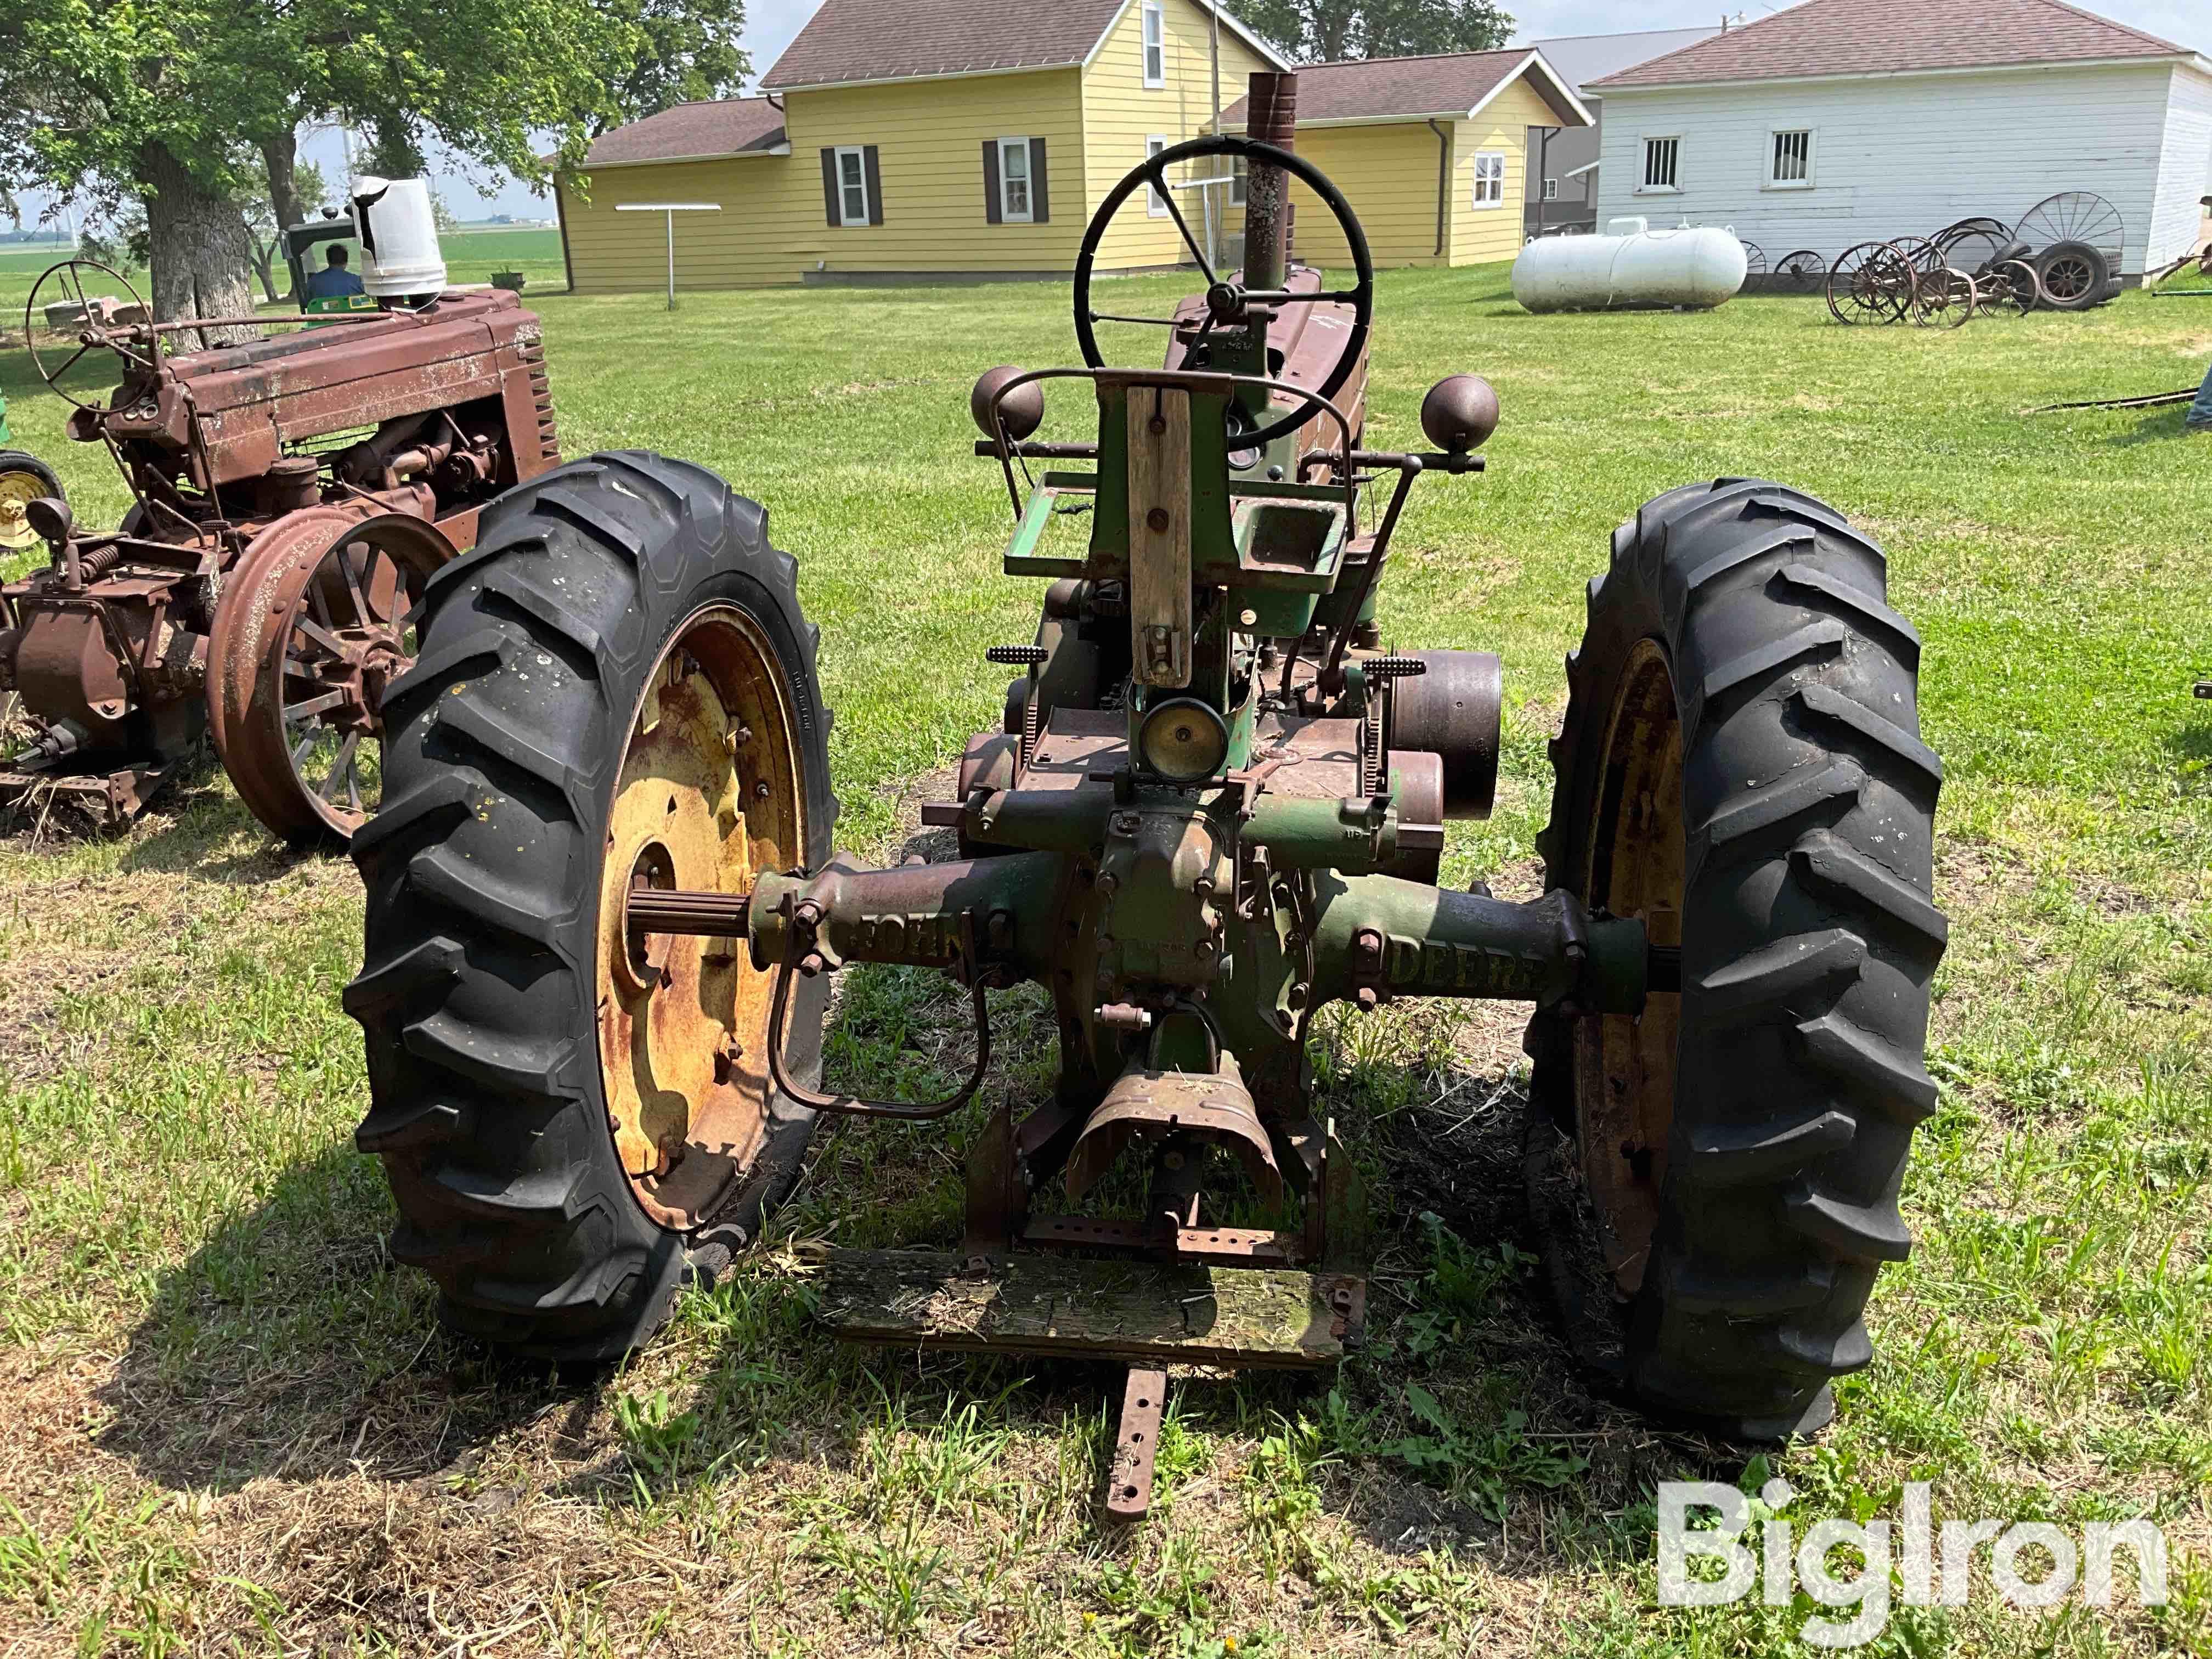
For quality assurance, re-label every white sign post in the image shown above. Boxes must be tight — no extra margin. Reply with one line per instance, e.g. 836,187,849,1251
615,202,721,311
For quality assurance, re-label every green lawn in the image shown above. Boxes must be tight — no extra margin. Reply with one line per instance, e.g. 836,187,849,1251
0,268,2208,1656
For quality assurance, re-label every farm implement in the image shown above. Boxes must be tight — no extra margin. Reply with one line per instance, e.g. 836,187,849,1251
0,187,559,840
349,74,1947,1500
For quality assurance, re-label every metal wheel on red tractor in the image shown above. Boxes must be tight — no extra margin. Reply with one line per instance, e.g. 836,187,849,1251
349,73,1944,1473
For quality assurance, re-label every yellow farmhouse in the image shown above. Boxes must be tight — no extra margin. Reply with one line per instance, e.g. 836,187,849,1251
557,0,1284,290
1218,50,1591,268
554,0,1591,291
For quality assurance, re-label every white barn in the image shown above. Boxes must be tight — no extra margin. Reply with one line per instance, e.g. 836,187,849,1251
1586,0,2212,278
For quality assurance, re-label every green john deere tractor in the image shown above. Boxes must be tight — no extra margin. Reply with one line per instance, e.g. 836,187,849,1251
347,88,1945,1497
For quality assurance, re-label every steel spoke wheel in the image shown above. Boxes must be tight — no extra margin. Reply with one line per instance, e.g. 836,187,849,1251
1911,267,1976,329
208,511,454,845
1826,242,1914,325
1775,250,1826,293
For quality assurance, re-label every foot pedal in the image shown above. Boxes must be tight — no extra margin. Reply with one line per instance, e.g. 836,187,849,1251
1106,1367,1167,1520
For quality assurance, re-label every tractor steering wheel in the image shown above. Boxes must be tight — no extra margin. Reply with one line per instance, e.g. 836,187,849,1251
1073,136,1373,450
24,260,155,414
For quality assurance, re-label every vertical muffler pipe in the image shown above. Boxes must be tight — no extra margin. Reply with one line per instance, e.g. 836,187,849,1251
1242,71,1297,291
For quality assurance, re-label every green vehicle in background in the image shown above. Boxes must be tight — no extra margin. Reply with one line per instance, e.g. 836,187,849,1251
0,393,64,555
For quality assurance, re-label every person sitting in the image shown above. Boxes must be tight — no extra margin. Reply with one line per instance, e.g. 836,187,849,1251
303,245,367,301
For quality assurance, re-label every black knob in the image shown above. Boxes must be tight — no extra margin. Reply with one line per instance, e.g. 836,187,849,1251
985,645,1048,666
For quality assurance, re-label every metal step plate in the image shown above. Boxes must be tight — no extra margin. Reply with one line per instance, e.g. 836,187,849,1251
820,1247,1364,1370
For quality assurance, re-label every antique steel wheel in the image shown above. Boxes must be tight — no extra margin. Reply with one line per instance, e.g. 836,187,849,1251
2016,193,2123,268
1910,267,1977,329
1987,259,2041,315
0,450,63,553
1891,235,1945,278
1740,241,1767,276
208,511,452,845
1826,242,1914,325
1527,478,1945,1441
346,452,836,1359
1775,249,1826,292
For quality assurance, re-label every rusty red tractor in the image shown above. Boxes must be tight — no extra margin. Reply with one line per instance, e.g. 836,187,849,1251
0,259,558,839
349,75,1945,1498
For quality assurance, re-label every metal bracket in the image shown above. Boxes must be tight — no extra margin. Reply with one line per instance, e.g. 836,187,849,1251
1106,1367,1168,1520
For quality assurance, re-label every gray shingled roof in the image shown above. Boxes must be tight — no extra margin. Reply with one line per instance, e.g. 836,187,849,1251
1217,48,1587,127
1592,0,2190,90
583,98,788,167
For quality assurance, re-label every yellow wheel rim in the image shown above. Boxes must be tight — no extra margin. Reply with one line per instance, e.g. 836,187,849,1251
0,470,48,553
1574,637,1684,1297
595,604,809,1231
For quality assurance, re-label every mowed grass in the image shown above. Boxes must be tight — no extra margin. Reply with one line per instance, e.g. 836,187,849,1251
1,267,2209,1656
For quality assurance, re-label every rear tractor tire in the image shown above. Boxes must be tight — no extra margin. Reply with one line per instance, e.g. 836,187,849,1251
346,452,838,1359
1526,478,1945,1440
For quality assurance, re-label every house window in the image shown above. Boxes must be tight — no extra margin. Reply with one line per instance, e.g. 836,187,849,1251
998,137,1034,222
834,145,872,224
1641,136,1680,192
1230,158,1246,207
1141,2,1166,87
1768,128,1814,188
1542,177,1559,201
1471,151,1505,208
1147,134,1169,216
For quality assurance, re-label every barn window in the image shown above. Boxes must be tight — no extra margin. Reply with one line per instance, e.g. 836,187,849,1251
1768,128,1815,188
1542,177,1559,201
1142,2,1166,87
1641,136,1680,192
1471,152,1506,207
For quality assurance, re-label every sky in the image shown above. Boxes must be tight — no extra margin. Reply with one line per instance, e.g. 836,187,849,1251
15,0,2211,230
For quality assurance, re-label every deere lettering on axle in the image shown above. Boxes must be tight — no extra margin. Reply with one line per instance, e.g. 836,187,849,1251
349,74,1946,1491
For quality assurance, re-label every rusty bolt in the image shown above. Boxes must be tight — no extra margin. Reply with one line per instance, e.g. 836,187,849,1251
1146,506,1171,534
1097,872,1120,896
797,952,827,978
1286,983,1308,1009
714,1030,744,1081
793,899,825,930
1354,928,1384,960
755,781,771,799
1110,811,1140,837
1355,986,1379,1012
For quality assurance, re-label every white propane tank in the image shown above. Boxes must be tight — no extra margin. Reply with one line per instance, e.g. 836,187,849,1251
1512,218,1748,313
350,177,448,300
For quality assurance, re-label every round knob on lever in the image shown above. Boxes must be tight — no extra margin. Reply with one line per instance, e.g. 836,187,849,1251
1420,374,1500,454
970,365,1045,442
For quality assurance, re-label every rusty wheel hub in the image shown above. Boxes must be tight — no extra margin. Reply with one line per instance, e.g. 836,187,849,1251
595,603,809,1231
1573,639,1683,1298
207,510,453,844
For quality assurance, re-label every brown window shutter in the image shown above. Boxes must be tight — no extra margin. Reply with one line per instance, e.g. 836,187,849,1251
863,145,884,225
821,149,841,225
983,140,1002,224
1031,138,1048,223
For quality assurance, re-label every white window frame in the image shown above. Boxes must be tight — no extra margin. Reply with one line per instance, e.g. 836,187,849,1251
1765,127,1816,190
1542,177,1559,202
1141,1,1166,88
1639,134,1681,194
833,144,872,225
1229,157,1246,207
1147,134,1169,216
995,136,1035,223
1471,151,1506,209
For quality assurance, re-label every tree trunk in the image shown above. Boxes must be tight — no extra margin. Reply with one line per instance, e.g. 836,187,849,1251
142,143,260,345
259,128,305,303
